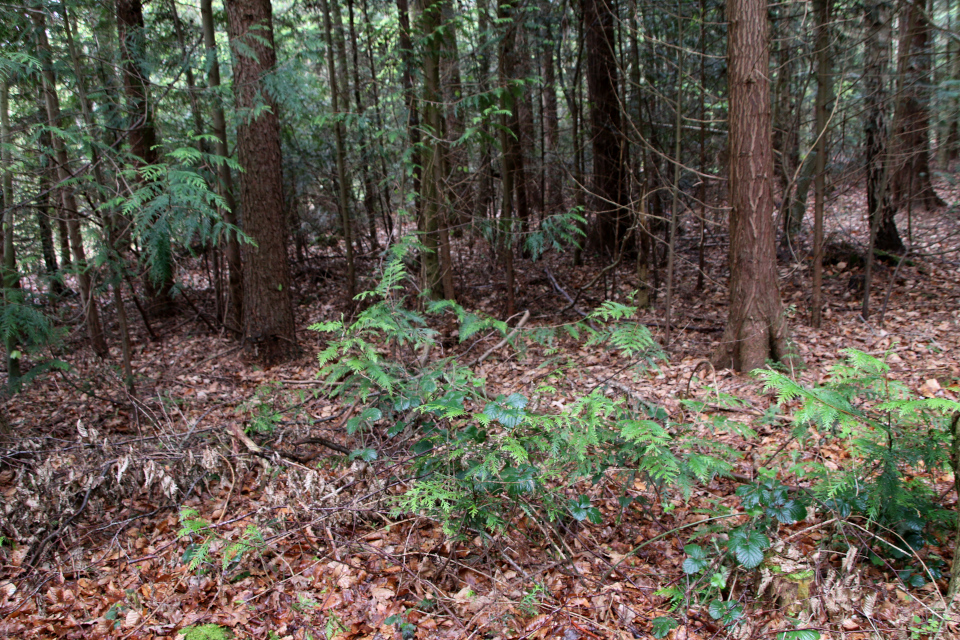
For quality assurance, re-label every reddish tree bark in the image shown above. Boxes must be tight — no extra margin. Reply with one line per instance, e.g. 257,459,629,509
712,0,794,372
582,0,627,256
891,0,944,218
225,0,298,365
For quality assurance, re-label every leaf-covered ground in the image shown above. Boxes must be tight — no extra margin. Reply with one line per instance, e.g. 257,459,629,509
2,188,960,639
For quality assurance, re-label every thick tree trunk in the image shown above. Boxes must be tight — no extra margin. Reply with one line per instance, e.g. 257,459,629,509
117,0,176,315
582,0,627,257
225,0,299,365
864,0,901,260
891,0,944,216
201,0,243,333
712,0,793,372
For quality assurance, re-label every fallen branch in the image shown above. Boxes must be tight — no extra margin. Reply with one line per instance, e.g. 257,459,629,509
291,436,350,456
545,268,589,319
469,310,530,366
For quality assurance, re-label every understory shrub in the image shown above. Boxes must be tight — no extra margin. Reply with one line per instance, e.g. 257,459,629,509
311,241,733,538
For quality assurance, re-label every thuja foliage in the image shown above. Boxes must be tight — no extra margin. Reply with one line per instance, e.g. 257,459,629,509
312,241,733,537
106,140,244,286
660,349,960,635
177,508,265,576
0,288,68,392
762,349,960,551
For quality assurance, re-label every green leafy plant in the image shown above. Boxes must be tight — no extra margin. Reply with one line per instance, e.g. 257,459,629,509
0,287,68,392
667,476,808,630
384,613,417,639
761,349,960,582
311,243,737,539
651,615,679,638
177,508,265,575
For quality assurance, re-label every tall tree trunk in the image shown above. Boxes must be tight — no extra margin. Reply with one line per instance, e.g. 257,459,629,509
34,12,109,358
891,0,944,217
695,0,707,293
498,0,524,314
440,0,471,221
712,0,793,372
542,21,562,216
628,0,650,300
329,0,364,257
201,0,243,333
810,0,833,328
347,0,380,251
862,0,897,318
946,0,960,164
64,4,136,391
396,0,422,221
771,6,801,204
664,0,684,347
320,0,357,300
36,167,60,283
558,9,587,265
1,78,21,392
497,0,530,238
419,0,456,300
516,24,540,220
117,0,176,315
582,0,627,257
361,0,394,238
225,0,299,364
472,0,494,226
57,216,71,269
168,0,205,147
864,0,901,259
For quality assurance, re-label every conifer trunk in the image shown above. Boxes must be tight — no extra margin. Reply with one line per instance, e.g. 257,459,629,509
201,0,243,333
542,22,562,216
1,78,21,392
117,0,176,315
34,12,109,359
419,0,456,300
225,0,299,364
347,0,380,251
582,0,627,256
320,0,357,300
712,0,793,372
892,0,944,217
810,0,833,328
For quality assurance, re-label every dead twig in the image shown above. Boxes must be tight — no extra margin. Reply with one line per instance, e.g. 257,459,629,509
469,310,530,366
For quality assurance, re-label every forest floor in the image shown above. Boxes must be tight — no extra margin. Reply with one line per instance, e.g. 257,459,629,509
2,183,960,640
